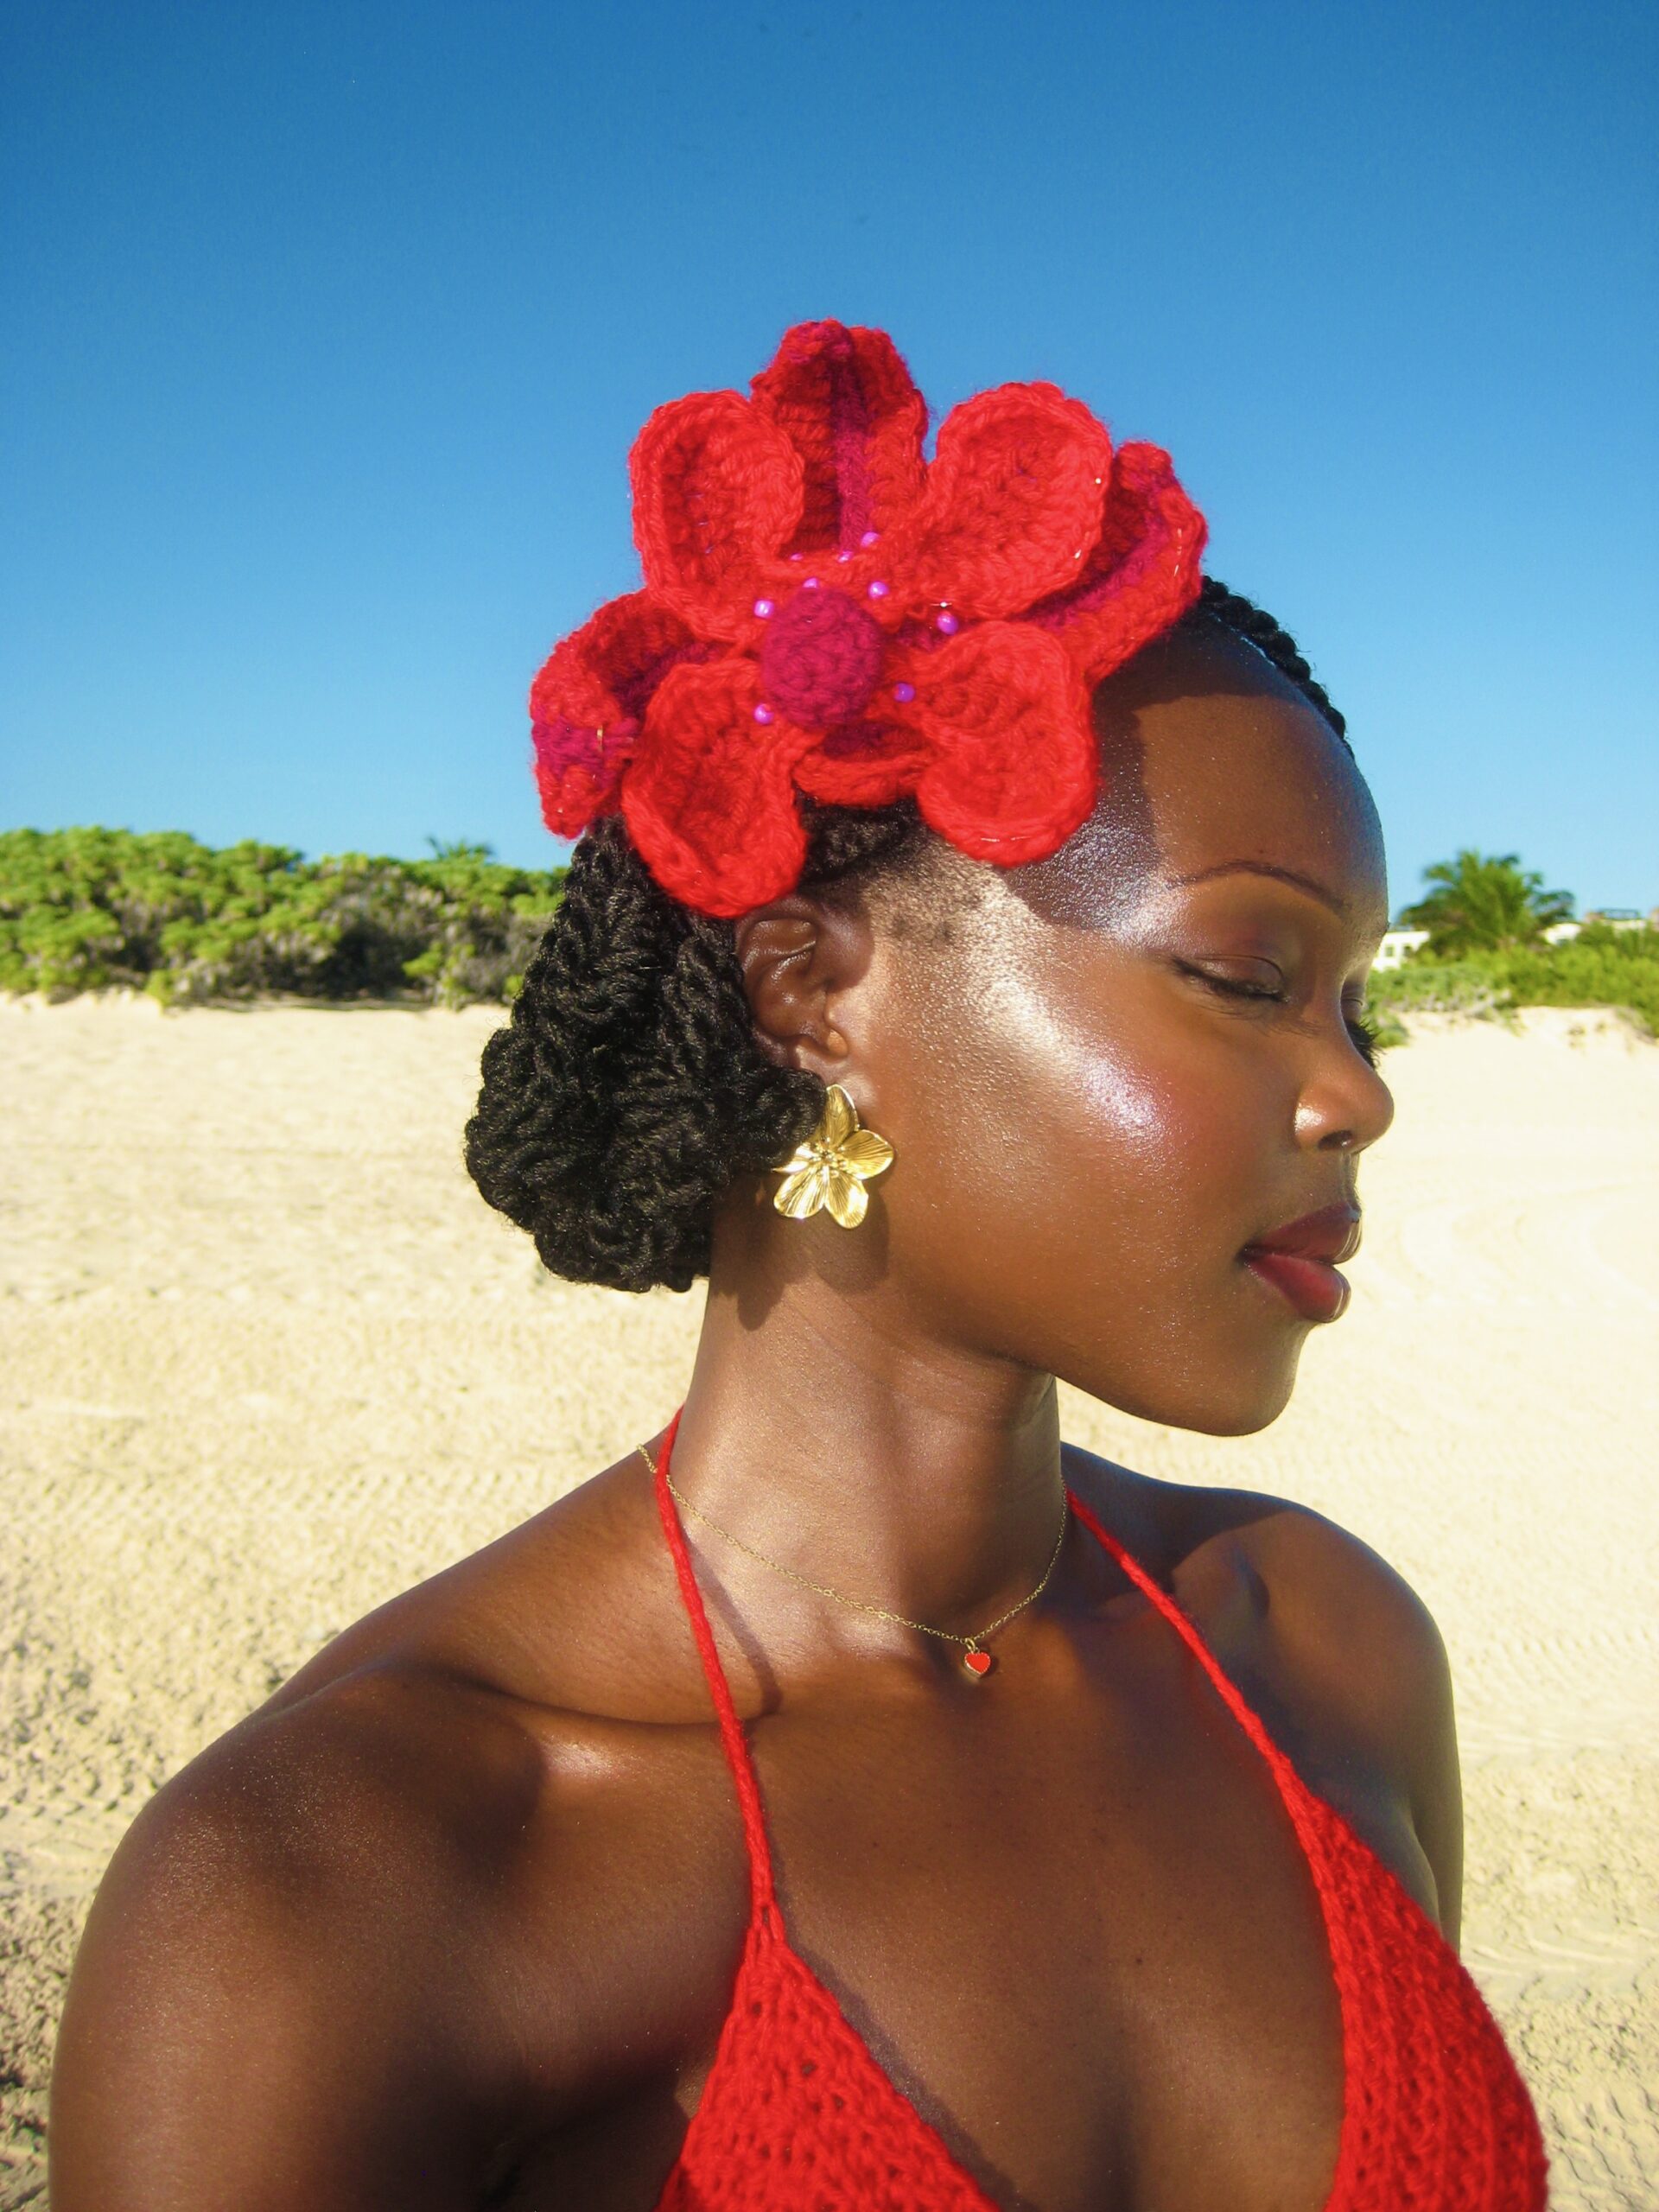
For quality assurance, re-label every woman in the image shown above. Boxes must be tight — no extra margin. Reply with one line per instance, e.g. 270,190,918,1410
51,322,1548,2209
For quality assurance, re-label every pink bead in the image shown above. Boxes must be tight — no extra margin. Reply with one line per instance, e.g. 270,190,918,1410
802,575,821,591
935,608,960,634
892,682,916,703
789,552,804,563
836,550,853,563
860,530,880,548
753,597,775,619
867,579,890,600
753,702,774,724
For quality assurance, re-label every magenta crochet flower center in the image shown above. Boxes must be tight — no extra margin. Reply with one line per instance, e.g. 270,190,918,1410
759,586,885,726
533,712,639,777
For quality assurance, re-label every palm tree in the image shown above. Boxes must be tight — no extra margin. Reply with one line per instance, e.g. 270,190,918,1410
1399,851,1574,955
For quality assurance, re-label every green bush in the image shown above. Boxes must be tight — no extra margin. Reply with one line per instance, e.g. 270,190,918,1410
1370,925,1659,1038
0,829,567,1007
8,826,1650,1036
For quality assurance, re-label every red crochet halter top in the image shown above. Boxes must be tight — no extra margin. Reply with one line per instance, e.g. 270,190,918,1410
647,1409,1548,2210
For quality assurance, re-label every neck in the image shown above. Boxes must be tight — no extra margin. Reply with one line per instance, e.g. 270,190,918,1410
665,1182,1066,1643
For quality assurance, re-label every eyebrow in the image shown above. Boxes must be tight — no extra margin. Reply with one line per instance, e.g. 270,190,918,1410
1173,861,1349,917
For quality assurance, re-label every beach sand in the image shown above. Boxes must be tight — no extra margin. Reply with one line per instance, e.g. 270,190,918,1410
3,997,1656,2209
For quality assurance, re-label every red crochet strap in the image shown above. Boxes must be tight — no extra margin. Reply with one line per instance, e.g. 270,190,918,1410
652,1407,779,1917
1065,1485,1307,1800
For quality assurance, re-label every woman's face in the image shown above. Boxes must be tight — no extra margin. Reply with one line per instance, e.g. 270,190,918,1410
861,625,1393,1435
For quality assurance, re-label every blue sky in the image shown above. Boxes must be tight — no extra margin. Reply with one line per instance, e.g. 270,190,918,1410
4,0,1656,912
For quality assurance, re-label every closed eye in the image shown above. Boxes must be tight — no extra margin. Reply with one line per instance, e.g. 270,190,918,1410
1179,963,1382,1070
1176,962,1285,1007
1344,1007,1382,1069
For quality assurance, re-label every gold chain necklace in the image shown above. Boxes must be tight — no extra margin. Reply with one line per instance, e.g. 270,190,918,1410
638,1440,1068,1680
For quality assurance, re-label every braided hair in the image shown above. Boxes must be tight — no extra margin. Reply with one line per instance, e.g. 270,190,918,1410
464,584,1344,1292
1188,579,1346,743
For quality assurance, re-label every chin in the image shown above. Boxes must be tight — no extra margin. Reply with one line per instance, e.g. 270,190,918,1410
1072,1344,1306,1440
1178,1389,1297,1439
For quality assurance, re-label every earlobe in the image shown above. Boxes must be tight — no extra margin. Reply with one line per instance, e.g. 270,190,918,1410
734,902,856,1075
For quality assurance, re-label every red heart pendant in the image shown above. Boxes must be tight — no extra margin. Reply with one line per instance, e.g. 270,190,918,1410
963,1649,993,1677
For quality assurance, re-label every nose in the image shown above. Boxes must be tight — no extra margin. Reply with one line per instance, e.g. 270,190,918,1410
1294,1030,1395,1155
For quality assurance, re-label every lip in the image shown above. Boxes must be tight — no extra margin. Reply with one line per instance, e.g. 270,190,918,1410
1240,1205,1361,1325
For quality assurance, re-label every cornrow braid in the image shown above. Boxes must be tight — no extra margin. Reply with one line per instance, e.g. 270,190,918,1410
465,584,1344,1291
1188,578,1347,743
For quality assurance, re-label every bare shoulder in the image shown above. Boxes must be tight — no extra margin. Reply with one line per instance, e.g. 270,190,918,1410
1063,1439,1452,1726
51,1440,741,2209
1062,1440,1463,1938
1190,1477,1453,1730
51,1661,553,2209
267,1436,691,1723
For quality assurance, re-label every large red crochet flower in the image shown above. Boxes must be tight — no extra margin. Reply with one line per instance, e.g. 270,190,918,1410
530,321,1206,918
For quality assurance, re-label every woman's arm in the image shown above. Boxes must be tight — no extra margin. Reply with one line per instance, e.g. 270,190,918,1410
49,1669,561,2210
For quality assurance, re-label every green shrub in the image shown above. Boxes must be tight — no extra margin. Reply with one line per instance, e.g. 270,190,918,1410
1369,925,1659,1038
0,829,567,1007
9,826,1650,1035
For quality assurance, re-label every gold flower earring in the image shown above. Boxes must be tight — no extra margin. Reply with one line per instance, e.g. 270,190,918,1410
771,1084,894,1229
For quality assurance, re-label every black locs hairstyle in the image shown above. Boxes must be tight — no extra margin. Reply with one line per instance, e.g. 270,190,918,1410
464,583,1346,1295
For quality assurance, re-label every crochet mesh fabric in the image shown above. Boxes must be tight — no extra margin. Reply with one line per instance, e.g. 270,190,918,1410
650,1409,1548,2211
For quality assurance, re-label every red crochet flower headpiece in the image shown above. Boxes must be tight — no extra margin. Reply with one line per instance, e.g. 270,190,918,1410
530,321,1206,918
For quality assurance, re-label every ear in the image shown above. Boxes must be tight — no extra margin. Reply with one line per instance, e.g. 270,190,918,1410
732,892,869,1077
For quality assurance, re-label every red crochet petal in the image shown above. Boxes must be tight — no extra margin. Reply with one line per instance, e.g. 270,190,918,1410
530,591,700,729
631,391,804,641
794,717,932,809
1028,442,1207,683
911,623,1096,862
533,735,630,840
622,659,815,917
750,321,927,552
891,384,1113,620
530,593,706,838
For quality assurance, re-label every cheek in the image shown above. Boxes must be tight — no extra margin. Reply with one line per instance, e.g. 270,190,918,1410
1043,1021,1277,1340
1070,1014,1256,1217
870,918,1309,1430
887,930,1264,1275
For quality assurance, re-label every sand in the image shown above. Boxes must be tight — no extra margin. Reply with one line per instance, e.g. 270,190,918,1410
2,996,1656,2209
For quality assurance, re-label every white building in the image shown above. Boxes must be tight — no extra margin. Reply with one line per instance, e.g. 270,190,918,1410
1546,912,1653,941
1373,929,1430,970
1582,909,1650,932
